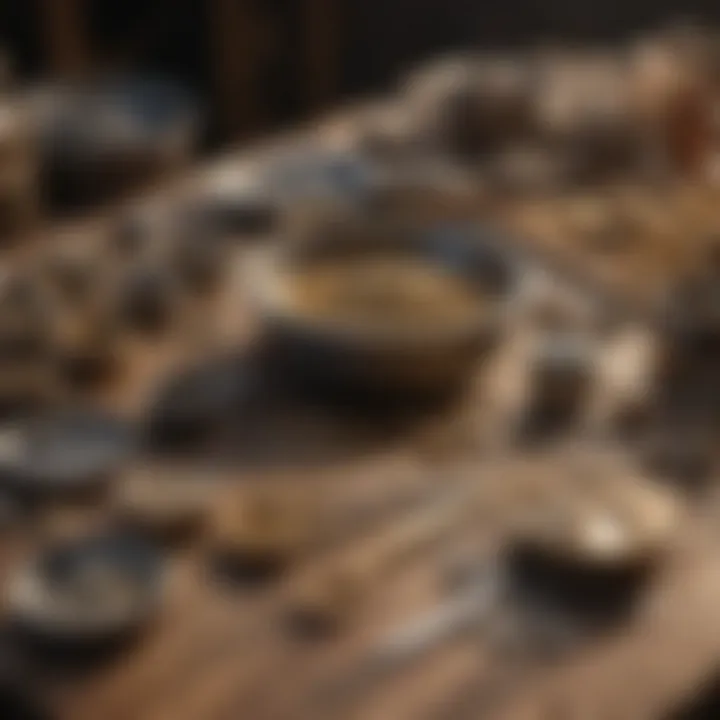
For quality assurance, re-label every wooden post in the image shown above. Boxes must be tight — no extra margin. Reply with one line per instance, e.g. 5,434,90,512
302,0,340,113
41,0,90,79
209,0,268,140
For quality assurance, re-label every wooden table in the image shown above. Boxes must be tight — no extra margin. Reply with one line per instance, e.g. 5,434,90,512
4,121,720,720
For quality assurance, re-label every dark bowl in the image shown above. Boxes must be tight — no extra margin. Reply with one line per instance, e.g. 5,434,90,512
7,533,164,648
250,222,518,400
31,76,199,209
0,407,136,498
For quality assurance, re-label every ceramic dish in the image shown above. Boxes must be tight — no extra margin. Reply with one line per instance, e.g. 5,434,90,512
0,407,135,496
250,221,519,398
7,532,163,646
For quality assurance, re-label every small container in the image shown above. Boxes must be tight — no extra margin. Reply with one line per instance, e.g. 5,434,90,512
0,407,135,498
31,76,199,210
7,532,164,647
522,332,595,435
507,476,678,627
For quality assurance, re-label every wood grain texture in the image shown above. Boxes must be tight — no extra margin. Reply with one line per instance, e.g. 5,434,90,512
5,104,720,720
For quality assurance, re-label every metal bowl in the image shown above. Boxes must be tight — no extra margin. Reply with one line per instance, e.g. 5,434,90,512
0,407,135,497
7,532,163,646
250,221,518,399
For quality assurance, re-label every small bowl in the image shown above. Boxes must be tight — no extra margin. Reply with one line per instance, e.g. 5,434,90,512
250,221,517,399
31,76,199,209
512,475,679,571
0,407,135,497
7,532,164,647
505,476,679,628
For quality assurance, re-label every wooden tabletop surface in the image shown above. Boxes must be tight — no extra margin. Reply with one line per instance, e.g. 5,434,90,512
3,118,720,720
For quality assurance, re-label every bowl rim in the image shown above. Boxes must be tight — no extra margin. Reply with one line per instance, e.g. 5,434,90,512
248,221,519,350
0,406,136,495
6,533,164,640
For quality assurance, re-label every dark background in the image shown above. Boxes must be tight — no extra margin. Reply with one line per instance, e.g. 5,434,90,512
1,0,719,144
